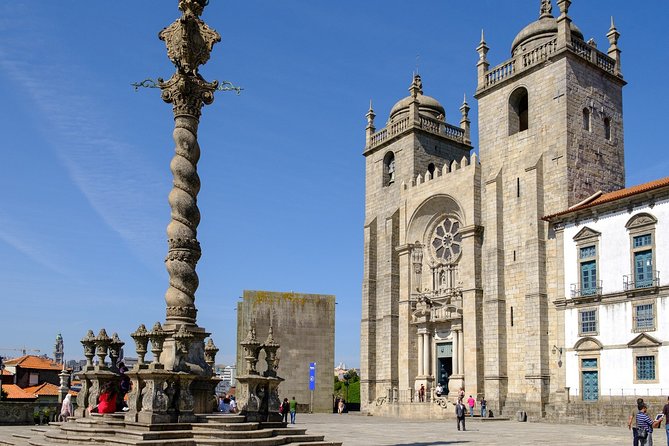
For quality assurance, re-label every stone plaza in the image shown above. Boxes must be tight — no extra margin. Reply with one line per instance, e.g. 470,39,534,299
0,414,653,446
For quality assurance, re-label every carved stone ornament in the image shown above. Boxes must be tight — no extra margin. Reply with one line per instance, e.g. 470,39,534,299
159,7,221,76
625,212,658,230
159,72,218,119
430,217,462,264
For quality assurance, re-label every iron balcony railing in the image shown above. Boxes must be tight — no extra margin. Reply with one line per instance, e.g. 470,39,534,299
570,280,603,298
624,271,660,291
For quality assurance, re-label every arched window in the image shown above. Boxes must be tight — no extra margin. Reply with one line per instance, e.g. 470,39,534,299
604,117,611,140
384,151,395,186
509,87,529,135
583,108,591,131
428,163,436,179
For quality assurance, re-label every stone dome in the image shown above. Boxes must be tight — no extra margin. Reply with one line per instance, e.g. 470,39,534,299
389,94,445,121
511,16,583,55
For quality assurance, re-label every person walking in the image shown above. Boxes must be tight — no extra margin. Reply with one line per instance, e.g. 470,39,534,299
467,395,476,417
289,396,297,424
455,399,466,431
629,398,644,446
480,396,487,418
59,394,73,422
636,403,661,446
280,398,289,423
338,398,345,414
419,384,426,402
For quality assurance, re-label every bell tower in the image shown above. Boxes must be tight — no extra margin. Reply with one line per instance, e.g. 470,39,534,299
475,0,625,416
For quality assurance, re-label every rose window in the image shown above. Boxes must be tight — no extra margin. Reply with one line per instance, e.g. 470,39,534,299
431,218,462,262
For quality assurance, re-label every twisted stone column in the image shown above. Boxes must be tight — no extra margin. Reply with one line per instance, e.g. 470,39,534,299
158,0,220,325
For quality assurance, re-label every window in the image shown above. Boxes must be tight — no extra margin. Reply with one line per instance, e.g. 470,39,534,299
636,356,655,381
383,152,395,186
572,227,601,298
579,309,597,335
509,87,529,135
625,214,657,291
582,108,591,131
428,163,435,179
604,117,611,140
633,303,655,332
29,372,39,386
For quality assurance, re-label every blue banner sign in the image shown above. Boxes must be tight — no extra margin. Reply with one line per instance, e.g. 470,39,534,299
309,362,316,391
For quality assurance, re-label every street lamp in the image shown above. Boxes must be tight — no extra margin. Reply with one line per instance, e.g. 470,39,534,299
343,373,350,403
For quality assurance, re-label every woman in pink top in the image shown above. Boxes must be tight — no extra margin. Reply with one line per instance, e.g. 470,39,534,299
467,395,476,417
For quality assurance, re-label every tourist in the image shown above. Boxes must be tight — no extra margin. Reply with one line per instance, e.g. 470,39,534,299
467,395,475,417
338,398,345,414
96,381,118,414
419,384,426,402
59,394,73,422
229,395,237,413
289,396,297,424
629,398,644,446
118,362,131,410
455,398,466,431
280,398,289,423
663,396,669,445
458,387,465,401
636,403,661,446
435,383,443,397
218,395,231,413
480,396,487,418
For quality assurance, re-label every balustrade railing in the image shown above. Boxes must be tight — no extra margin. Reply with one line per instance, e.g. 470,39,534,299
596,52,615,73
485,59,515,87
368,113,465,149
521,37,557,69
571,38,592,60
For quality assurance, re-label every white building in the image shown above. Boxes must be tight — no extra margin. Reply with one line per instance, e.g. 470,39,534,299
546,177,669,402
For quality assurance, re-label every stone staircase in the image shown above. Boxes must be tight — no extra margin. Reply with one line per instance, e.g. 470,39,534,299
10,413,340,446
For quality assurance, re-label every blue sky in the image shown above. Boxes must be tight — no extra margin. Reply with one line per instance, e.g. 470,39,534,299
0,1,667,368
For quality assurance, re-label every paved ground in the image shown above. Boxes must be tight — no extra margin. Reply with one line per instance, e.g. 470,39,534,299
296,413,665,446
0,413,666,446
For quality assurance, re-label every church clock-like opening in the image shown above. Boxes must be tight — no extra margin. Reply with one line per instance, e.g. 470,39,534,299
509,87,529,135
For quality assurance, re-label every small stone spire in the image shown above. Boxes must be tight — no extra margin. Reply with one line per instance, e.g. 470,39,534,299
365,100,376,147
476,30,490,90
556,0,572,48
409,73,423,98
460,94,471,145
408,74,423,125
607,16,622,77
539,0,553,18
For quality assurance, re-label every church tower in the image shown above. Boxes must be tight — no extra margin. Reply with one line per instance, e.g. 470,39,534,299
475,0,625,416
361,75,474,406
54,333,64,365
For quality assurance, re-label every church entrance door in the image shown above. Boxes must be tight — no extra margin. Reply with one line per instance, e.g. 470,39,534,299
436,343,453,395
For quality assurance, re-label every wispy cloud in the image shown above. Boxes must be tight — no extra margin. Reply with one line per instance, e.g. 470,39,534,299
0,21,166,272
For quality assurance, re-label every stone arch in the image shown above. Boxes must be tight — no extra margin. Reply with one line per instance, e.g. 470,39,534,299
509,86,529,135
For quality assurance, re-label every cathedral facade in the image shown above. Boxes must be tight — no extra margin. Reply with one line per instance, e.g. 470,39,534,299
360,0,626,418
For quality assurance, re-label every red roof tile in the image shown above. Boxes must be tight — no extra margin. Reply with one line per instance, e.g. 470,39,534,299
3,355,63,371
1,370,13,376
24,382,60,396
2,384,38,400
544,176,669,220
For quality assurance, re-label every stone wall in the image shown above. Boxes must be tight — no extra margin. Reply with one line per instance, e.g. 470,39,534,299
236,290,335,413
0,401,60,425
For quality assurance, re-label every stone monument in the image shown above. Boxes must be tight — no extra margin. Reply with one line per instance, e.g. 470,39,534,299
75,0,222,423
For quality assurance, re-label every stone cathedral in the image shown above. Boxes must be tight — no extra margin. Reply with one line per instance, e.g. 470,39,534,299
361,0,625,418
